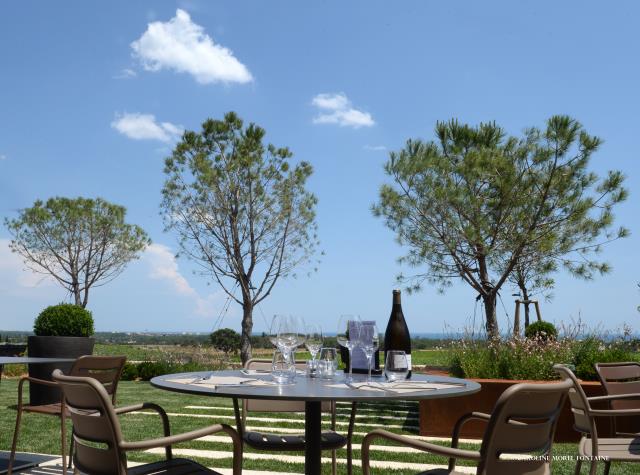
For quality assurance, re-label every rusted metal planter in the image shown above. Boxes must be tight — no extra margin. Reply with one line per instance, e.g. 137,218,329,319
419,377,639,442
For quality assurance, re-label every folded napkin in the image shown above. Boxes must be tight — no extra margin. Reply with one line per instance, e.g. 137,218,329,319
166,375,274,389
328,381,465,394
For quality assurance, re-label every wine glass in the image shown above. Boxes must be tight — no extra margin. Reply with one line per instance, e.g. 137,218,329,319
276,315,299,355
385,350,409,381
293,316,307,348
336,315,362,383
318,347,337,379
305,324,323,363
269,315,285,347
361,321,380,382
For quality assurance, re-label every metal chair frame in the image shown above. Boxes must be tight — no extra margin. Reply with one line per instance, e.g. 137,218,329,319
232,358,357,475
362,379,573,475
555,364,640,475
8,355,126,475
52,369,241,475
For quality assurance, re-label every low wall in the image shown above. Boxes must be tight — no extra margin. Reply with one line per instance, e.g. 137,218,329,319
419,378,640,442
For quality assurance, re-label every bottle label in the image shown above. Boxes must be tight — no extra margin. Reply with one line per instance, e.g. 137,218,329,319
406,354,412,370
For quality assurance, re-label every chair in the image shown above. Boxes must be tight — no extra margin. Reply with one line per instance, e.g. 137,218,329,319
555,364,640,475
232,358,357,475
52,369,241,475
8,355,127,475
595,361,640,436
362,379,572,475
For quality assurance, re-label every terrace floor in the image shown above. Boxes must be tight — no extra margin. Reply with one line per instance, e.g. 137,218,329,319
1,379,636,474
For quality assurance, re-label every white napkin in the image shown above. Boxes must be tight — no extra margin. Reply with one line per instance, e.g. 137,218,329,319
167,376,274,388
327,381,464,394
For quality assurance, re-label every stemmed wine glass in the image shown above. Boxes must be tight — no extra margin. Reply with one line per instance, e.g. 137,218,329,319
336,315,361,383
361,321,380,383
269,315,285,348
305,324,323,364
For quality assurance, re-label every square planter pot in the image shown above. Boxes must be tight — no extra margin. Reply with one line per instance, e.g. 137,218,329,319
27,335,95,405
419,377,640,442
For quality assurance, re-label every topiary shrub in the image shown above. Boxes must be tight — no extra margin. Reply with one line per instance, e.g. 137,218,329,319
525,321,558,341
33,303,94,337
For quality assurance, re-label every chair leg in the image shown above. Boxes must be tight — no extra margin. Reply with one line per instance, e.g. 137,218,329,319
603,460,611,475
7,405,23,475
331,449,337,475
574,458,581,475
60,412,67,475
67,430,74,469
589,460,597,475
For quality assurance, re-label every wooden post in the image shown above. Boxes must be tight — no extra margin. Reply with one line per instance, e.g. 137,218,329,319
515,299,542,335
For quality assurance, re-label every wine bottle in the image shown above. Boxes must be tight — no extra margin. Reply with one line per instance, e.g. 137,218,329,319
384,289,412,378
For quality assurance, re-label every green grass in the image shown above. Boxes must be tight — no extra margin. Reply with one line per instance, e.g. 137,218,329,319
1,379,635,474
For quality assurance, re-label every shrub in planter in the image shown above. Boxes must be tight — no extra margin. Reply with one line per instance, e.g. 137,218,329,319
28,303,95,405
525,321,558,341
34,303,94,337
572,336,635,380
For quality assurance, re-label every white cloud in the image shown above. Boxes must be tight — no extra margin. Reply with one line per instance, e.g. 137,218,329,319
144,243,223,318
114,68,137,79
111,112,183,142
0,154,6,160
131,9,252,85
311,93,374,128
0,239,56,289
364,145,387,151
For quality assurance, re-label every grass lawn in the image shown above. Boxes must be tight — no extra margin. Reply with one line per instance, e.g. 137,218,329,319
0,379,634,474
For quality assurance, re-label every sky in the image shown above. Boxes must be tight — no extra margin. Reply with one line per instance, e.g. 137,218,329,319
1,1,639,336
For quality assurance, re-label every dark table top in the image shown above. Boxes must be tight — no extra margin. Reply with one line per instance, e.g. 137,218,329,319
151,370,481,402
0,357,75,365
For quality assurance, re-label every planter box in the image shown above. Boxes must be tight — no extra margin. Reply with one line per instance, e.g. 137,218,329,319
419,377,640,442
27,335,94,405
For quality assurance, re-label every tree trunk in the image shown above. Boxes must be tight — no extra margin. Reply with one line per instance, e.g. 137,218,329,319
522,286,531,329
482,293,499,340
73,284,82,307
240,302,253,365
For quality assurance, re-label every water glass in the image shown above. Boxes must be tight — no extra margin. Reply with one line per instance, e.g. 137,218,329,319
272,349,296,384
384,350,409,381
318,347,338,379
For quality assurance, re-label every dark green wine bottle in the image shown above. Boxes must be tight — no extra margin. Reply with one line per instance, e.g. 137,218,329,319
383,289,412,378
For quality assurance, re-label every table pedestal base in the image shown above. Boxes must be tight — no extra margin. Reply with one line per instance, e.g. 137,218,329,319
304,401,322,475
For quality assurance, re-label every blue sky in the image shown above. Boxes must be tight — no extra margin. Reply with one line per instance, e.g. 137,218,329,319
1,1,638,335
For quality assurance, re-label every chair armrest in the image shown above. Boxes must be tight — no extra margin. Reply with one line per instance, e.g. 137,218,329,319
590,408,640,417
361,429,481,475
115,402,171,437
16,376,59,408
120,423,239,450
588,393,640,403
19,375,59,388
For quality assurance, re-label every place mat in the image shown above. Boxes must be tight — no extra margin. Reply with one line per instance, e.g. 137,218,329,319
328,381,465,394
166,376,275,389
241,369,306,376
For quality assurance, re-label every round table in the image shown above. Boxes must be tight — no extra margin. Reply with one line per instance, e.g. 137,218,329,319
152,370,480,475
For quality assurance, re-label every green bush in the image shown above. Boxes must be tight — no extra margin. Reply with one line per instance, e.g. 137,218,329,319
448,336,574,381
120,362,139,381
525,321,558,341
448,330,637,381
210,328,241,355
572,337,634,380
33,303,94,337
133,360,212,381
